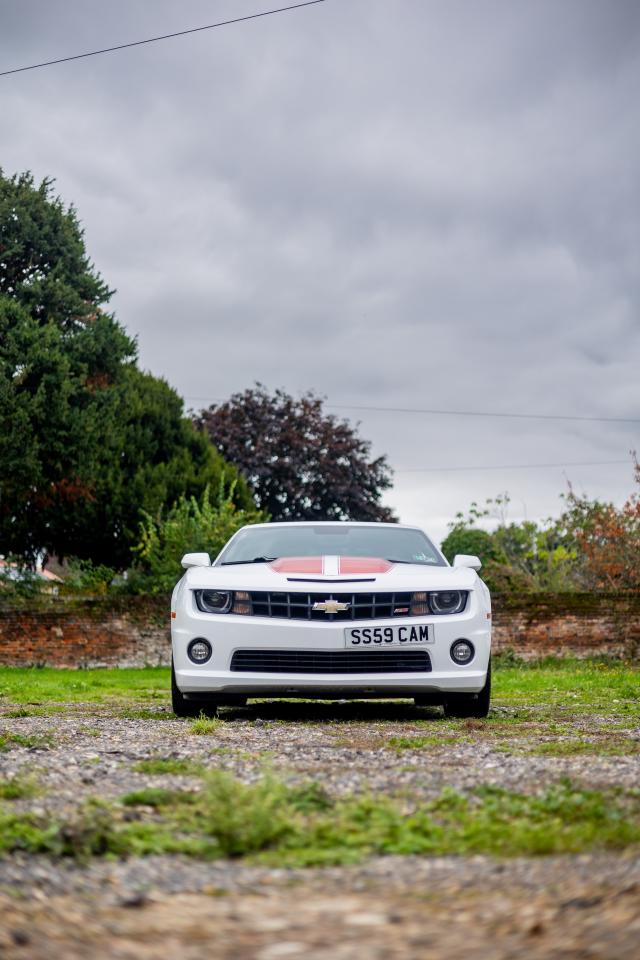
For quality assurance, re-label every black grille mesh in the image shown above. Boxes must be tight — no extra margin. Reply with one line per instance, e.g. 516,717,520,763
230,649,432,674
247,592,413,621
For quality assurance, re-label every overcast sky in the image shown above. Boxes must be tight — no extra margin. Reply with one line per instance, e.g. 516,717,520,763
2,0,639,543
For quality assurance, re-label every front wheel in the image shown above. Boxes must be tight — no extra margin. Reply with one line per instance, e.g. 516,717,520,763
443,660,491,719
171,659,218,718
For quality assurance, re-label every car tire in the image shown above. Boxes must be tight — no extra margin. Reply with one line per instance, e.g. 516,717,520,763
171,658,218,718
443,660,491,719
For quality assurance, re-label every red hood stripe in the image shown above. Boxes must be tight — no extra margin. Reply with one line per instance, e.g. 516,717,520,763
269,556,393,575
339,557,393,574
270,557,324,574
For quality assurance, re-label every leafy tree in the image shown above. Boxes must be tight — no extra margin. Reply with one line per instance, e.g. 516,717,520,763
196,384,395,522
133,481,266,593
440,526,504,568
0,171,112,327
0,170,252,567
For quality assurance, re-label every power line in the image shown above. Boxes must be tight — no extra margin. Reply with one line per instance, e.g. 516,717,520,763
394,459,631,474
183,395,640,425
0,1,327,78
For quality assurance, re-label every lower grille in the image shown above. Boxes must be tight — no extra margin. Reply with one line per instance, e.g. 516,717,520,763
229,649,432,674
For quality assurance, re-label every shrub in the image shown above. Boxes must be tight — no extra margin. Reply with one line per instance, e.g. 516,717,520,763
132,479,266,593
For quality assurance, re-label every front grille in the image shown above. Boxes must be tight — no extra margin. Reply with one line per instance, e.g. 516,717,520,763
247,592,414,621
230,649,432,674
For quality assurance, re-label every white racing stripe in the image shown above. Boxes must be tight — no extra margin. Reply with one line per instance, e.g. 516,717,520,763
322,555,340,576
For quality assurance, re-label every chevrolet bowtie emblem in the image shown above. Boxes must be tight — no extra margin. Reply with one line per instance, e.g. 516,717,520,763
313,599,351,614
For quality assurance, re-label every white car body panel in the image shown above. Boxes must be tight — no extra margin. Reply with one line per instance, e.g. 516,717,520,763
171,521,491,700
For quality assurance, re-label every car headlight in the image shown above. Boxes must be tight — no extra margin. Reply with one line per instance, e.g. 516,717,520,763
194,590,232,614
428,591,467,615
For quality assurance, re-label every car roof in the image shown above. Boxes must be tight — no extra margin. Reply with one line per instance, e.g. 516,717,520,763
235,521,425,532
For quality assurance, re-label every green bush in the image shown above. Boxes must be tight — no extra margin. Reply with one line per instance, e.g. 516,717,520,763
60,559,117,595
441,495,580,593
132,479,266,593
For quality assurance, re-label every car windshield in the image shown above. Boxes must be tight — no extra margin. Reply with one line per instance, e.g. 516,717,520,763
216,525,445,566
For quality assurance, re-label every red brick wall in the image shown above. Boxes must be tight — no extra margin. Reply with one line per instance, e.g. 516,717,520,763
491,593,640,660
0,593,638,667
0,597,169,668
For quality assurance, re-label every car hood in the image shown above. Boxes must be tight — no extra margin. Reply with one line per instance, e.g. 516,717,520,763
184,556,477,592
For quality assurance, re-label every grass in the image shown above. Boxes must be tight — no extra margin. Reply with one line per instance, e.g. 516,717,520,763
0,666,168,705
188,714,222,735
0,659,637,716
0,771,638,864
1,658,638,866
492,658,639,717
0,731,54,751
388,734,466,751
134,757,206,776
0,774,41,800
121,787,196,808
510,738,640,757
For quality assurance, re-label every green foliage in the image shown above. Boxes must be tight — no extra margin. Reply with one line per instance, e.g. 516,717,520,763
0,556,46,599
0,170,254,569
443,464,640,595
121,787,191,808
441,495,580,593
0,731,54,751
133,481,266,593
0,665,170,704
195,771,296,857
60,560,117,595
0,774,41,800
0,171,112,326
134,757,206,776
1,773,638,863
188,713,223,735
440,526,505,567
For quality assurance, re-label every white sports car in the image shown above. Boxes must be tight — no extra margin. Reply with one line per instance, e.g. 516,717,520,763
170,521,491,718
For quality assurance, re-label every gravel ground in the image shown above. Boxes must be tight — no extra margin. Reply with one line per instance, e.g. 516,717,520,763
1,697,639,958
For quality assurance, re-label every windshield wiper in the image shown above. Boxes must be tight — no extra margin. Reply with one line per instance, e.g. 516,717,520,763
386,558,431,565
220,557,277,566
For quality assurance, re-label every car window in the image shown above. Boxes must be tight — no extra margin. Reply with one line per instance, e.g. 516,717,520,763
216,525,444,566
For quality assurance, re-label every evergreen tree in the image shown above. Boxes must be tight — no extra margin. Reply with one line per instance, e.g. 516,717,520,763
0,170,252,566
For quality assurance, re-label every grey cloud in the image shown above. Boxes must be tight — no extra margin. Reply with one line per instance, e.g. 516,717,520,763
1,0,638,541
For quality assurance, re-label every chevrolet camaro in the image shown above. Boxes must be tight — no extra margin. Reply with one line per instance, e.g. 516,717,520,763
170,521,491,717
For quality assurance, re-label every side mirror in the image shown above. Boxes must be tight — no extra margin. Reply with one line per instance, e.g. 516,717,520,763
453,554,482,572
181,552,211,570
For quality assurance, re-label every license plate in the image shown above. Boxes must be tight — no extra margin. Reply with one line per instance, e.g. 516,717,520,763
345,624,433,647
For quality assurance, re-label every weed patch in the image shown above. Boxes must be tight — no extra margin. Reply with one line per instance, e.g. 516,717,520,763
189,715,222,736
388,734,464,751
0,732,54,752
522,738,640,758
134,757,206,776
1,772,638,865
0,775,41,800
121,787,196,808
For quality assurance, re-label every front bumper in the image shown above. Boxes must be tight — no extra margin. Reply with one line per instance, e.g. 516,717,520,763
172,596,491,698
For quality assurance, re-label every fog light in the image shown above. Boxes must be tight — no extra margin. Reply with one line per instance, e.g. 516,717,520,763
187,638,212,664
450,639,474,665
